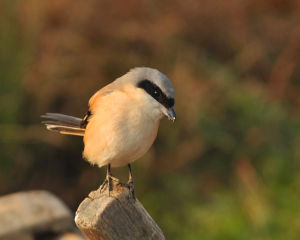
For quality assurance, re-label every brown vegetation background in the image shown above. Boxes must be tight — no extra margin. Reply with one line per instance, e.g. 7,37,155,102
1,0,300,239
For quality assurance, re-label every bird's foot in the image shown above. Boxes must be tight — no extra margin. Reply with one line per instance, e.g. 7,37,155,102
99,176,120,195
128,181,136,201
99,177,135,200
99,178,108,192
118,180,135,201
110,175,120,183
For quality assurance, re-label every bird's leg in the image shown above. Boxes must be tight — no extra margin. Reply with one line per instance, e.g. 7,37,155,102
107,164,113,195
99,164,117,195
127,164,136,200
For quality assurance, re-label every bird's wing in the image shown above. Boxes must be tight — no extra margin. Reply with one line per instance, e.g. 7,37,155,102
89,87,115,108
42,82,119,136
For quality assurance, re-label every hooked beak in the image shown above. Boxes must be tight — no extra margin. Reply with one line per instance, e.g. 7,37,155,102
161,107,176,122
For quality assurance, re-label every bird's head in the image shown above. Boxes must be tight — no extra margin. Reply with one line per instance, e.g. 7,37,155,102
118,67,176,122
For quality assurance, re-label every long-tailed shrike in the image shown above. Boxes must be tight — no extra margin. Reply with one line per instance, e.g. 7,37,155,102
42,67,176,199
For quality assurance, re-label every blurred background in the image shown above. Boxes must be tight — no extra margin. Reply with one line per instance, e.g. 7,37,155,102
1,0,300,239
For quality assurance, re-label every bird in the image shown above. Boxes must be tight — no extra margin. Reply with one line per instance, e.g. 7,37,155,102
41,67,176,199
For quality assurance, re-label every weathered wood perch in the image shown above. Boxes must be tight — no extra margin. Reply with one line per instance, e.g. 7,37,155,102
75,181,165,240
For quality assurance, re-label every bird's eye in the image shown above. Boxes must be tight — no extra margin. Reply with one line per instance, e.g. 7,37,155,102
154,89,160,96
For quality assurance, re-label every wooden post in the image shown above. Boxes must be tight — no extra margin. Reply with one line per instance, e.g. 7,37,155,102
75,181,165,240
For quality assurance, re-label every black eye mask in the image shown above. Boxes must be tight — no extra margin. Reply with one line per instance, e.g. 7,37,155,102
137,79,174,109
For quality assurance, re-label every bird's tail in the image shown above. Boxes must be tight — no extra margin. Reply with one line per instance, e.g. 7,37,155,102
41,113,85,136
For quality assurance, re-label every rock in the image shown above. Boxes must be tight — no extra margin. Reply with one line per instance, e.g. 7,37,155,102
0,190,74,240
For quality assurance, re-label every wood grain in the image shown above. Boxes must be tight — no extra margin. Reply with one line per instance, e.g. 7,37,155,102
75,182,165,240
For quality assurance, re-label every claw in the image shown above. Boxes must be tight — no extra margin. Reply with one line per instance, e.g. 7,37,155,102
127,181,136,200
127,164,136,200
99,164,120,196
99,164,136,200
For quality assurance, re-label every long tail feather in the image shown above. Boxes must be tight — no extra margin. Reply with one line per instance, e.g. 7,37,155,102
41,113,85,136
41,113,82,126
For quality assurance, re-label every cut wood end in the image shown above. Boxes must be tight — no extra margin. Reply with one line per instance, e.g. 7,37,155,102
75,181,165,240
